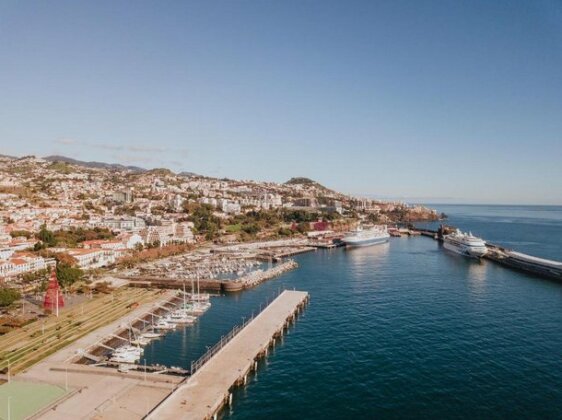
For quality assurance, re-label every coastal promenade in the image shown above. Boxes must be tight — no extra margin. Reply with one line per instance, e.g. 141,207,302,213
13,290,182,420
147,289,309,420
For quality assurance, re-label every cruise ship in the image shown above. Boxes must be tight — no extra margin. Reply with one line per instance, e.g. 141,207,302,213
443,229,487,258
342,225,390,247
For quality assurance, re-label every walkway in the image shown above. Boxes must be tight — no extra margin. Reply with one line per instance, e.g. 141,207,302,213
147,290,309,420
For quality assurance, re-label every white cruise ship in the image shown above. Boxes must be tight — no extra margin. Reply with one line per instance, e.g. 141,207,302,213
443,229,487,258
342,225,390,247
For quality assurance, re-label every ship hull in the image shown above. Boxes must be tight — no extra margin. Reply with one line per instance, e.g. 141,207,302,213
443,240,487,258
344,235,390,248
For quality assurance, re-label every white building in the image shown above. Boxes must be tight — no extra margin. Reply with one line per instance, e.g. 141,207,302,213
97,217,146,231
0,254,54,279
141,222,194,247
67,249,116,269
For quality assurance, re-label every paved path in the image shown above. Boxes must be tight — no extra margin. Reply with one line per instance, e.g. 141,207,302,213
147,290,309,420
17,291,181,420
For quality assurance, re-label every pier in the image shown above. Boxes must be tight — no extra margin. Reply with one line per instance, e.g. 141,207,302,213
147,289,309,420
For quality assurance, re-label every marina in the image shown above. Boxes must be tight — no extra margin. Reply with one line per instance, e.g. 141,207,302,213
75,287,212,368
125,259,299,292
147,289,309,420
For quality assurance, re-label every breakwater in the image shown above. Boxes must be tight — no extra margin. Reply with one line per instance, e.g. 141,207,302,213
124,260,299,293
412,225,562,282
222,260,298,291
485,243,562,282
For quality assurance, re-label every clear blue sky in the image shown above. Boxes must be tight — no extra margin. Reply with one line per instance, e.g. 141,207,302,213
1,0,561,204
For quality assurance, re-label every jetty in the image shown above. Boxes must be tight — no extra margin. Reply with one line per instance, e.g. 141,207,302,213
485,243,562,282
147,289,309,420
222,259,298,291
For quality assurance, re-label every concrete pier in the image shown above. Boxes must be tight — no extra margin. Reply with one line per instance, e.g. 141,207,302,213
147,290,309,420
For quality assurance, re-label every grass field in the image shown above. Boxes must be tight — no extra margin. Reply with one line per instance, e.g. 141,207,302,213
0,381,67,420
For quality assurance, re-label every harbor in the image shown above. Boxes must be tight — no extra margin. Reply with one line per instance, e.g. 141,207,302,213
1,288,309,419
125,259,299,292
411,225,562,282
147,289,309,420
72,288,212,368
1,208,561,419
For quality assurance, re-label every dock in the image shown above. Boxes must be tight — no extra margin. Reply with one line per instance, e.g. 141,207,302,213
147,289,309,420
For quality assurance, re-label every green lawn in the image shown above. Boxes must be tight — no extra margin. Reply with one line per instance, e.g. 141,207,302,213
225,224,242,233
0,381,67,420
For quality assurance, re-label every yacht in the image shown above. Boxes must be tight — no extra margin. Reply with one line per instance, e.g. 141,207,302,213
114,345,143,355
183,301,211,315
141,331,162,339
443,229,487,258
186,292,210,302
110,345,142,363
111,353,138,363
168,310,197,324
130,336,151,346
154,319,176,330
343,225,390,247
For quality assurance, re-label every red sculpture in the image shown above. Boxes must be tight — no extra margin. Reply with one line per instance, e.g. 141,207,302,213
43,268,64,312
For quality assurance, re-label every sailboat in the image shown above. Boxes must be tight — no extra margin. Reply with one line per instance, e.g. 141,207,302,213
166,282,196,323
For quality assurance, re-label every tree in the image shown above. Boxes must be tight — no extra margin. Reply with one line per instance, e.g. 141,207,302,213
187,203,222,239
38,224,57,247
367,213,380,224
296,222,310,233
53,253,83,288
56,264,84,289
242,223,260,235
10,230,33,239
0,288,21,307
277,227,293,237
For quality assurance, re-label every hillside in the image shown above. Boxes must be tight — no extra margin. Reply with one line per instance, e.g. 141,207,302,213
43,155,147,172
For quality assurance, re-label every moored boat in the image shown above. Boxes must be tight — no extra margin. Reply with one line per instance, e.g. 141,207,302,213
154,319,176,330
443,229,487,258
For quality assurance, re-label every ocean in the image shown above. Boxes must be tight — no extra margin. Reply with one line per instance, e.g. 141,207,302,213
143,205,562,419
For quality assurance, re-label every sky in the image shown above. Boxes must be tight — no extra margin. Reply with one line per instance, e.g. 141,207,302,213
1,0,561,204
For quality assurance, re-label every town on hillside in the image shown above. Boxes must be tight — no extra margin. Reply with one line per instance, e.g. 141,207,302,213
0,154,441,316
